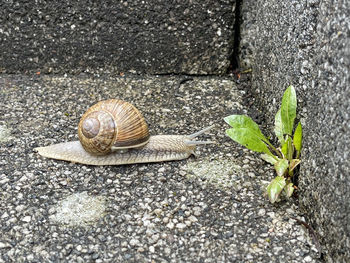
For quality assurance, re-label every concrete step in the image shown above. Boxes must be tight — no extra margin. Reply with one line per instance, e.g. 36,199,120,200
0,1,236,75
0,74,317,262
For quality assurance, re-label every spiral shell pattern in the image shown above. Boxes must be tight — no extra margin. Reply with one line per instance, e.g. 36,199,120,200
78,99,150,155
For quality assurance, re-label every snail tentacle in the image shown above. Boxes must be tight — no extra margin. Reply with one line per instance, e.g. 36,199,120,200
188,125,214,139
185,125,215,145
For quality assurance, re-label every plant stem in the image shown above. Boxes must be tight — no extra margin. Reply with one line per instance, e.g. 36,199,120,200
288,139,294,161
266,141,283,159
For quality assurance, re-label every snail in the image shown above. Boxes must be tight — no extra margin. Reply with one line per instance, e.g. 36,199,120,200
35,99,214,166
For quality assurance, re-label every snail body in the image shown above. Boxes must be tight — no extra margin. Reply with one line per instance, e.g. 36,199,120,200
35,99,213,166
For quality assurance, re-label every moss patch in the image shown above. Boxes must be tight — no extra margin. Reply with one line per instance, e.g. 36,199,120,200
0,125,11,143
50,192,106,227
186,159,246,189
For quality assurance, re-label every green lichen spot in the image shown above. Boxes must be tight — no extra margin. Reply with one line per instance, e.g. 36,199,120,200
50,192,106,227
0,125,11,143
186,159,243,189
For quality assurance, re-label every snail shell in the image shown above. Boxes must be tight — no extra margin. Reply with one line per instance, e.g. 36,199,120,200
78,99,150,155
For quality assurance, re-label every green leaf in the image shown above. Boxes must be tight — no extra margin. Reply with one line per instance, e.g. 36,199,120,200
284,183,294,198
293,122,303,152
280,86,297,136
274,158,289,177
281,136,293,161
267,176,286,203
260,154,278,165
226,127,273,156
281,139,289,157
274,109,285,145
224,115,269,143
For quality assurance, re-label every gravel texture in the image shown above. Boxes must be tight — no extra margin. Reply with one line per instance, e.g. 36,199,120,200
0,74,318,262
0,0,235,75
239,0,350,261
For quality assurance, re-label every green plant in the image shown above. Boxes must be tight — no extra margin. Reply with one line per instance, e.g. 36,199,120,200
224,86,302,203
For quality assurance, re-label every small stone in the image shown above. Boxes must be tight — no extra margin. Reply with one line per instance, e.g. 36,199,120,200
123,180,132,186
16,205,26,212
0,242,11,249
193,206,201,216
304,256,313,262
258,208,266,216
22,216,31,222
160,245,169,256
150,234,159,244
60,180,67,186
185,220,191,226
27,254,34,261
179,170,187,176
297,235,305,242
166,222,174,229
211,231,218,237
158,167,165,173
0,177,9,184
224,231,233,238
9,217,17,223
159,176,167,182
267,212,275,218
129,238,139,247
1,212,9,218
106,179,113,184
149,246,155,253
248,172,255,177
188,215,198,223
176,223,187,230
153,208,162,217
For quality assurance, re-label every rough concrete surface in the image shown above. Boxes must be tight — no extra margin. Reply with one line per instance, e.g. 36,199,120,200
0,0,235,75
239,0,350,261
0,74,318,262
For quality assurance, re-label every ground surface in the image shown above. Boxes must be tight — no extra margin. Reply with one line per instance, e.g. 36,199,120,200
0,74,318,262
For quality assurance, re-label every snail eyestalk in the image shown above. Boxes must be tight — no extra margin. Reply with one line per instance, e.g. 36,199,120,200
188,125,214,139
185,125,215,145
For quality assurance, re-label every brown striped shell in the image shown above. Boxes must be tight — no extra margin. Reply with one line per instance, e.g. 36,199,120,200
77,99,150,155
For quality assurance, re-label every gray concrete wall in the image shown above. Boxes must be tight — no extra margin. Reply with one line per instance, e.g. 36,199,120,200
240,0,350,261
0,0,235,75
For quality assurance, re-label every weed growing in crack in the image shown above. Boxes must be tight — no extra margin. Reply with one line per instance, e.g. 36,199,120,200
224,86,302,203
